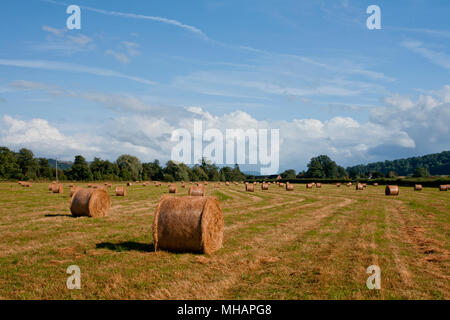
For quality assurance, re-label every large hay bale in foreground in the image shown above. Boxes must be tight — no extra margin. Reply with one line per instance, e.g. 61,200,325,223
70,188,111,217
169,185,177,194
286,184,294,191
115,186,127,197
188,185,205,196
153,196,224,254
414,184,422,191
439,185,448,191
261,183,269,190
246,184,254,192
52,183,63,194
356,183,364,191
385,185,399,196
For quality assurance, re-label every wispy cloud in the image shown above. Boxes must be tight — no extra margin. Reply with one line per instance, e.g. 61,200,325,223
42,0,209,40
0,59,157,85
402,41,450,71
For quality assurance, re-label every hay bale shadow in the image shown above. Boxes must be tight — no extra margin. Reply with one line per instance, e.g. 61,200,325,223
96,241,154,252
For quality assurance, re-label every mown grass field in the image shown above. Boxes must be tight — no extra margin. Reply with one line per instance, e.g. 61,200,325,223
0,182,448,300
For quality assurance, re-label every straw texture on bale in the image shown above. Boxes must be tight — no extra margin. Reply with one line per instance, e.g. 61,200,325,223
153,196,224,254
261,183,269,190
385,185,399,196
52,183,63,194
356,183,364,191
115,186,127,197
286,184,294,191
169,185,177,194
70,188,111,217
188,185,205,196
246,184,254,192
439,185,448,191
414,184,423,191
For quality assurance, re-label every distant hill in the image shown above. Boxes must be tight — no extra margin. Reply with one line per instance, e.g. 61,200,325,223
48,159,73,170
346,151,450,177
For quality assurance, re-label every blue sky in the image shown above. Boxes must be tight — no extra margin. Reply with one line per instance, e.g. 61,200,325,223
0,0,449,172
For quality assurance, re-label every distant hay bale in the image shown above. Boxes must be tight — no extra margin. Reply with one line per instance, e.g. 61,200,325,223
439,185,448,191
48,183,55,191
336,183,341,187
69,184,75,188
356,183,364,191
87,184,92,188
127,182,132,187
204,182,208,185
181,183,186,188
52,183,63,194
279,183,285,187
346,182,352,187
115,186,127,197
153,196,223,254
169,185,178,194
286,184,294,191
70,188,111,217
362,183,367,188
316,183,322,188
373,183,378,187
225,182,230,186
306,183,313,189
385,185,399,196
414,184,423,191
246,184,254,192
261,183,269,190
189,185,205,196
69,187,78,198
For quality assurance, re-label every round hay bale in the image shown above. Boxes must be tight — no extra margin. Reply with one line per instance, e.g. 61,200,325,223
52,183,63,194
286,184,294,191
414,184,422,191
115,186,127,197
87,184,92,188
225,182,230,186
188,185,205,196
48,183,55,191
439,185,448,191
356,183,364,191
346,182,352,187
261,183,269,190
306,183,313,189
181,183,186,188
336,183,341,187
316,183,322,188
70,188,111,217
373,183,378,187
153,196,224,254
127,182,132,187
246,184,254,192
68,184,75,188
362,183,367,188
169,185,177,194
385,185,399,196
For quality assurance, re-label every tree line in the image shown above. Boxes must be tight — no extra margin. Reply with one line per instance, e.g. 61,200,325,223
346,151,450,178
0,147,246,182
1,146,447,182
